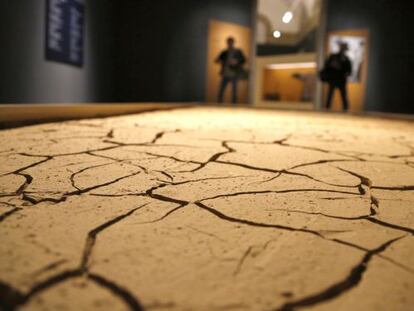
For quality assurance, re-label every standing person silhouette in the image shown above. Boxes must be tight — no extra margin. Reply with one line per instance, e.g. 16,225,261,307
216,37,246,104
323,42,352,111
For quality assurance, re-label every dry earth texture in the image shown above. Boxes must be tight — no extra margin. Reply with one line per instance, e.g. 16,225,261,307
0,107,414,311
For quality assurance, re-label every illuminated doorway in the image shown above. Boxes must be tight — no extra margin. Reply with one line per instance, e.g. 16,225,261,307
254,0,322,109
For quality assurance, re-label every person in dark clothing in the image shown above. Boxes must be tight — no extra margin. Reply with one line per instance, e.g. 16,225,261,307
216,37,246,104
323,42,352,111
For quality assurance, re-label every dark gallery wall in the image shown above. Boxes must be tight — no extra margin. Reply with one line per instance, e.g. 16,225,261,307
0,0,114,103
326,0,414,114
111,0,254,102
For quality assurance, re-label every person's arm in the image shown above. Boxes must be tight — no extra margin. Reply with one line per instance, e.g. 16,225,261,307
238,50,246,66
345,58,352,76
324,54,333,68
215,51,225,64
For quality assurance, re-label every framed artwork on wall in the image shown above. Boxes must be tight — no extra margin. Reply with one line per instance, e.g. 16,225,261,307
45,0,85,67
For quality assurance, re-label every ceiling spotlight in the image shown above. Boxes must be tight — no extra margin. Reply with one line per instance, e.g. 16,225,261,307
273,30,281,38
282,11,293,24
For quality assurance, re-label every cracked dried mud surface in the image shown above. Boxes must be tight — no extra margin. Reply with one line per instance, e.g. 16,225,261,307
1,107,414,311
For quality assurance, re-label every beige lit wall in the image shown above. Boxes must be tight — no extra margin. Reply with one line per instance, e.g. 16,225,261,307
263,67,316,102
206,20,251,103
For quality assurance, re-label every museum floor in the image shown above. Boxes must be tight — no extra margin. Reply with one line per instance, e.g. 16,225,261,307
1,107,413,311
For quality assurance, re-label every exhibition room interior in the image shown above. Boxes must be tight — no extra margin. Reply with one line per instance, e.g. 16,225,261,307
1,0,413,120
1,1,414,311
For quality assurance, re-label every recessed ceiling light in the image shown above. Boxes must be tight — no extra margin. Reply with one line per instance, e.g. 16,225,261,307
282,11,293,24
273,30,281,38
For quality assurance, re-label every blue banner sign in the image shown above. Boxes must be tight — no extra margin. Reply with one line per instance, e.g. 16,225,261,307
45,0,85,67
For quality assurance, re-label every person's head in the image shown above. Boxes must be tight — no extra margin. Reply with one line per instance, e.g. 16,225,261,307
338,41,349,54
227,37,235,49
